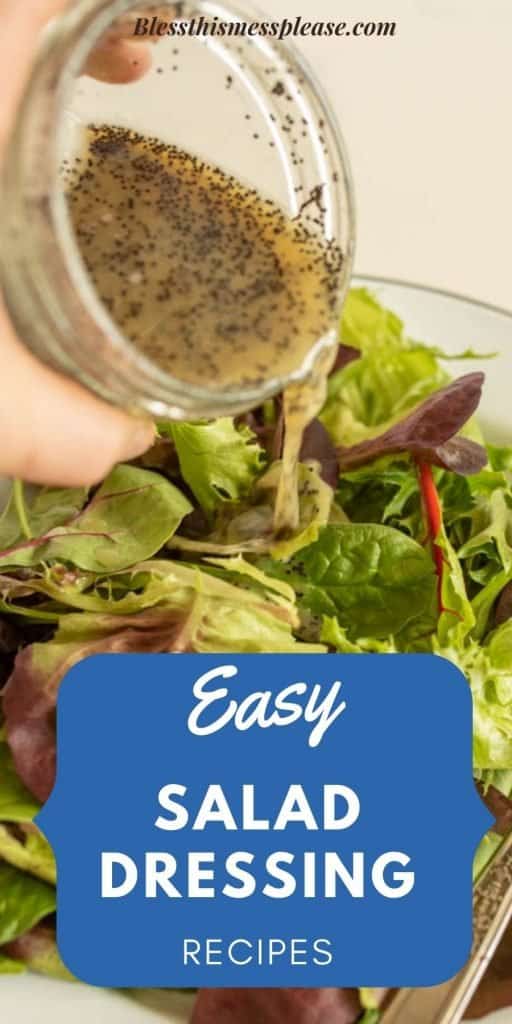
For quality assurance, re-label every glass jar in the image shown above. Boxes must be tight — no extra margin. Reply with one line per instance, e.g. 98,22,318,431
0,0,355,421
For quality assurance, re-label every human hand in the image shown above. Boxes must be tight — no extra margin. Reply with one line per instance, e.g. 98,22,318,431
0,0,154,486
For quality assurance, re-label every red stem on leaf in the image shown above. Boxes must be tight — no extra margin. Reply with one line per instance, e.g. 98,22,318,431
415,458,460,619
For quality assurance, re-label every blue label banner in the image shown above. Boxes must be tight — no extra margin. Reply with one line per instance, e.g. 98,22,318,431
37,653,492,988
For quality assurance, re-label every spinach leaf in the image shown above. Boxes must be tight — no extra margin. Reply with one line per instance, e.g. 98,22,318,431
0,465,192,572
0,486,87,551
263,524,436,639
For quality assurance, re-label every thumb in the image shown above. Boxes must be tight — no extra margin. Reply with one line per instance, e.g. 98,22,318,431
0,306,155,486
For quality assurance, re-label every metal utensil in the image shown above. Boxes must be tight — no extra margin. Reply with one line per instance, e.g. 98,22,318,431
380,831,512,1024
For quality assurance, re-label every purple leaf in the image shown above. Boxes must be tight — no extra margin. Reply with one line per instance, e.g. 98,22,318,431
300,419,339,488
338,373,487,476
424,436,488,474
330,344,361,376
2,610,202,802
494,582,512,628
477,781,512,836
3,924,56,965
191,988,362,1024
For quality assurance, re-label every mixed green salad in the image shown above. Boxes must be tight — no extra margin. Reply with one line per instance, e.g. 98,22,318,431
0,288,511,1022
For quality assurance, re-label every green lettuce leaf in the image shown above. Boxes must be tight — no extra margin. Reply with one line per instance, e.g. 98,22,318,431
261,523,436,640
487,445,512,472
340,287,490,363
0,742,40,823
0,743,54,886
435,621,512,771
321,617,397,653
167,419,265,514
0,465,192,573
0,953,25,974
169,460,334,562
337,456,420,534
322,289,449,446
486,619,512,670
457,482,512,586
0,826,55,886
0,485,87,551
475,768,512,798
436,526,476,648
359,1011,380,1024
473,831,503,881
464,642,512,770
472,569,512,641
203,555,297,604
1,925,73,981
337,449,512,609
340,287,405,350
0,862,55,945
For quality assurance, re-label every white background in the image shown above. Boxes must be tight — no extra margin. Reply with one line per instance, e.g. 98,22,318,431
270,0,512,311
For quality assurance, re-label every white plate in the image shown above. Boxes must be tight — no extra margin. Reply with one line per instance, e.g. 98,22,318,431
2,278,512,1022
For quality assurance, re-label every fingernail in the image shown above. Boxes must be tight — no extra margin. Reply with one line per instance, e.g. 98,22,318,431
122,420,156,460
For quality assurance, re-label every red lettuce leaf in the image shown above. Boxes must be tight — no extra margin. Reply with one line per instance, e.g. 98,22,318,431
2,922,72,979
299,419,340,488
477,782,512,837
0,618,21,654
2,610,201,802
330,344,361,376
297,345,360,486
494,582,512,628
3,923,55,964
191,988,362,1024
337,372,487,475
2,562,306,802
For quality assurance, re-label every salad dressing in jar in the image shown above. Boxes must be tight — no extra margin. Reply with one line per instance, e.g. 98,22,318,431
0,0,355,533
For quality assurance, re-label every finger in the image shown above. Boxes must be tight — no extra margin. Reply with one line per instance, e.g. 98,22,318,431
0,1,152,151
84,38,152,84
0,307,155,487
0,0,69,152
